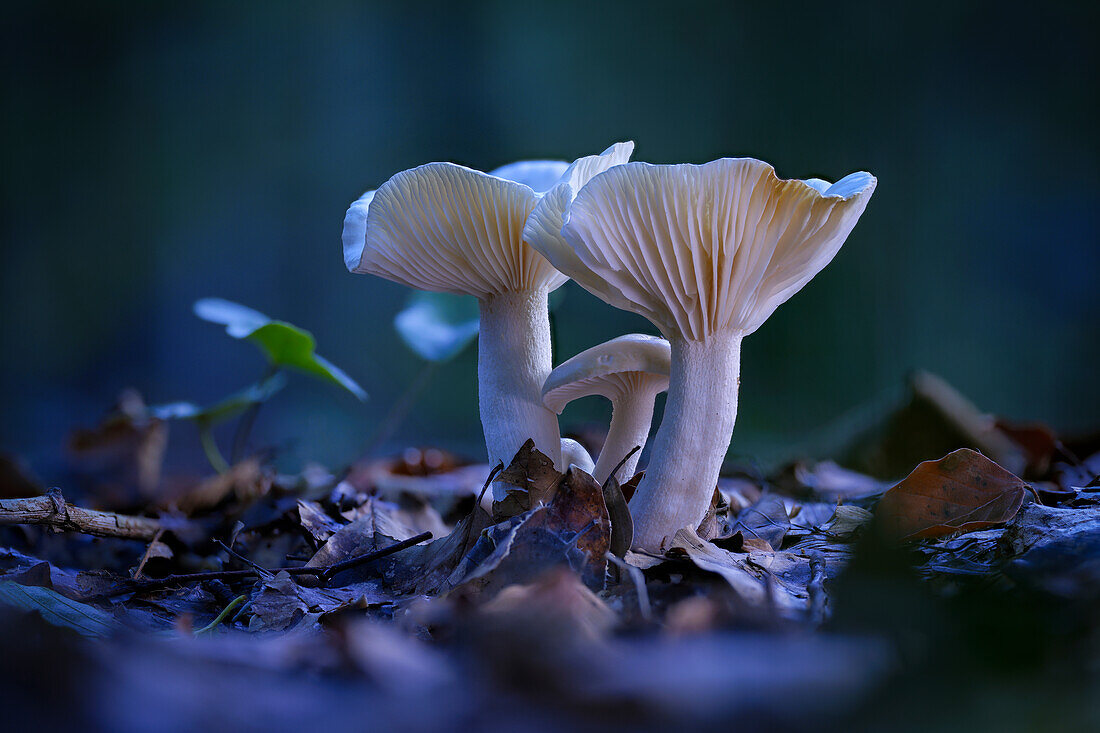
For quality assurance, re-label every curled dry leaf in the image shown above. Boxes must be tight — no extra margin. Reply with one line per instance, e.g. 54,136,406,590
297,500,343,544
454,467,611,596
601,471,633,558
492,439,561,520
874,448,1027,542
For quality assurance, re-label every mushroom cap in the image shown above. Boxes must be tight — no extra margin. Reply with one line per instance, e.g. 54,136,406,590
528,157,876,341
342,143,634,300
542,333,671,414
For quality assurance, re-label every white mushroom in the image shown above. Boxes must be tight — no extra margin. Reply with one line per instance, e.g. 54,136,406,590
559,437,596,475
343,143,633,486
526,157,876,549
543,334,671,485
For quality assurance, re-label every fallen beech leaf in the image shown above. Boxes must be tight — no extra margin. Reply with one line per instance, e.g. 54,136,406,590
875,448,1027,541
493,439,561,520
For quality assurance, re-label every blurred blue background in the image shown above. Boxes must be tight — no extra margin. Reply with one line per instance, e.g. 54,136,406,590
2,1,1097,476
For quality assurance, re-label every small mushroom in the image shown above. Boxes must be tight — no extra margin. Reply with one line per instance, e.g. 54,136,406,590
543,334,670,485
559,438,596,475
343,143,633,483
527,157,876,549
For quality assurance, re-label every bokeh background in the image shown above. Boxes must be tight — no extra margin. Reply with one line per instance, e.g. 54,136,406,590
2,1,1098,477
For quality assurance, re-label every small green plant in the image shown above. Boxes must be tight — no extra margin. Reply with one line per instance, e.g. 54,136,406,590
149,298,366,473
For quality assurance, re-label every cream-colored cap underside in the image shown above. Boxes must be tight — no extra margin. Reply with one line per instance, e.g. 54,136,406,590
353,163,568,298
544,370,668,413
546,158,876,340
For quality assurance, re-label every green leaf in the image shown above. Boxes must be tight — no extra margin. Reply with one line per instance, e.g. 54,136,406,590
193,298,367,401
0,581,117,637
394,291,480,362
148,373,289,425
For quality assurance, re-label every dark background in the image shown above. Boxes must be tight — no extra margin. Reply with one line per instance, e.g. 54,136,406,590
2,1,1097,477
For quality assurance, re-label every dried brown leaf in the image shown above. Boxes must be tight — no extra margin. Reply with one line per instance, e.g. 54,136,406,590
492,439,561,520
874,448,1027,542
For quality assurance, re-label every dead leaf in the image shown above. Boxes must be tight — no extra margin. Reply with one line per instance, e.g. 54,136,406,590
824,505,873,540
601,472,633,558
248,572,308,631
696,486,722,541
874,448,1027,542
620,471,643,502
667,528,809,618
297,500,343,544
454,468,611,596
995,419,1059,477
66,389,168,506
307,497,416,570
717,495,789,550
492,439,561,520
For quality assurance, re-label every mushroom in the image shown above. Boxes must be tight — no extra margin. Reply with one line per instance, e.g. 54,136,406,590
343,143,634,485
526,157,876,549
542,334,671,485
559,438,596,475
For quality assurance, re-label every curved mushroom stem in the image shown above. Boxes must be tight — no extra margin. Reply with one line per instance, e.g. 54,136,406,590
593,388,660,485
478,289,562,496
561,438,596,475
627,331,743,551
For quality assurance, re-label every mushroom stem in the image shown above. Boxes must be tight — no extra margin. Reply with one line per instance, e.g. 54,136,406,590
478,289,562,491
594,389,660,485
628,331,743,550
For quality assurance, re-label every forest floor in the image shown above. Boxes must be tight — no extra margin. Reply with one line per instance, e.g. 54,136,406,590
1,372,1098,733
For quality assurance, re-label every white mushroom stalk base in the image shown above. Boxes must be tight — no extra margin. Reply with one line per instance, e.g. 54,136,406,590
627,331,743,551
478,289,562,498
593,389,660,485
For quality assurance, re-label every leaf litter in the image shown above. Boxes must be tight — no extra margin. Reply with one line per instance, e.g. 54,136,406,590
2,375,1100,732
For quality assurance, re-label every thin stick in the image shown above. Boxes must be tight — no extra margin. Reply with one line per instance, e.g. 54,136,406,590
214,539,273,580
97,531,434,597
318,531,432,581
133,529,167,580
0,490,179,541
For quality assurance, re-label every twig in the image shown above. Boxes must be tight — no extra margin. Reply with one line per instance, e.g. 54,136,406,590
608,446,641,482
806,551,827,627
133,529,167,580
0,489,180,541
317,531,432,581
214,539,273,580
100,530,435,597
